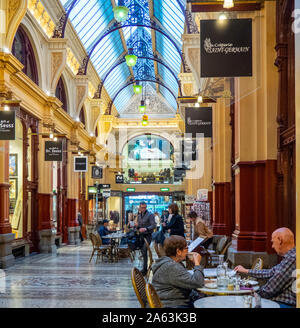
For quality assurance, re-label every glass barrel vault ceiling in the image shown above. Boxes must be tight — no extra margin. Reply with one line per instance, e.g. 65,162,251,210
60,0,186,112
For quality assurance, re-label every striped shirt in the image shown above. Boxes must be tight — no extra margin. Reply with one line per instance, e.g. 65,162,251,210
248,247,296,306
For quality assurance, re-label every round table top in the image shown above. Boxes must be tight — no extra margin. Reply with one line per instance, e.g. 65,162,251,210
197,285,259,295
194,296,280,308
102,233,126,239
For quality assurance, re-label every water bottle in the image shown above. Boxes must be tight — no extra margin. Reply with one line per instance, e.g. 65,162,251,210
254,292,262,308
217,255,226,288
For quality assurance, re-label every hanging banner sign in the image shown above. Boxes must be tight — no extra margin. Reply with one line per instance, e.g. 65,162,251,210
92,166,102,179
197,189,208,201
102,189,111,198
0,110,15,140
115,175,124,184
45,141,62,161
200,19,252,77
185,107,212,138
74,156,88,172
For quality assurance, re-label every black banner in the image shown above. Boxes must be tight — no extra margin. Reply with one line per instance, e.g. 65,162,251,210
0,110,15,140
92,166,102,179
74,156,88,172
115,175,124,184
45,141,62,161
185,107,212,138
201,19,252,77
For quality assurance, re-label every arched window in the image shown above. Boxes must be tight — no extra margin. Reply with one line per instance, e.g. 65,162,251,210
12,25,39,85
79,107,85,126
55,77,68,112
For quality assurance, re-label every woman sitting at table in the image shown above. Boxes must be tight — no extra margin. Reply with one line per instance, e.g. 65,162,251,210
98,219,115,245
162,203,185,237
152,235,205,308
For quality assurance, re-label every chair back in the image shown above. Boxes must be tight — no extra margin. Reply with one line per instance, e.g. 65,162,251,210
145,283,163,308
144,238,153,279
90,233,98,247
94,233,103,246
220,241,232,256
131,267,147,308
252,257,263,270
216,236,228,254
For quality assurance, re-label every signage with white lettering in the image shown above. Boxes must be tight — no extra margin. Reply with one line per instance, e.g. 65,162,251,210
74,156,88,172
185,107,212,138
92,166,102,179
45,141,63,161
102,189,111,198
115,175,124,184
0,111,15,140
201,19,252,77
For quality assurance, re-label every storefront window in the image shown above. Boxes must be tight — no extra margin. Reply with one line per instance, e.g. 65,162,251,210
9,118,23,239
122,134,176,184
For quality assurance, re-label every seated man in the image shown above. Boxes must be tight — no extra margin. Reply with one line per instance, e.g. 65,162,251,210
152,235,205,308
234,227,296,308
98,219,113,245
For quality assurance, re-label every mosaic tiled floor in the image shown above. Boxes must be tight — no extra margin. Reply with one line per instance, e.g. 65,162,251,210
0,241,141,308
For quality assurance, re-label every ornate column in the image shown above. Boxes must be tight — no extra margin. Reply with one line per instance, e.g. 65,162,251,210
47,39,67,96
212,96,232,236
37,113,56,254
66,124,80,245
228,4,279,267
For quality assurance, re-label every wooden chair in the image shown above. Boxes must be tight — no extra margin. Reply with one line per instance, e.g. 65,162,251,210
208,237,231,267
144,238,153,280
116,243,134,262
251,257,263,270
89,233,111,263
153,242,165,258
131,267,147,308
145,283,163,308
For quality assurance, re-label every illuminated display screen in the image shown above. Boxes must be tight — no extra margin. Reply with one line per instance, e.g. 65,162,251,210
127,135,174,161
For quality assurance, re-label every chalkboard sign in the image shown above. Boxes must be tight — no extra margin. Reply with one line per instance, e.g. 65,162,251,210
0,111,15,140
45,141,62,161
74,156,88,172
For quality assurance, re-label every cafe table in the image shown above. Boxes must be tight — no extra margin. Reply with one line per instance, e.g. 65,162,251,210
197,284,259,296
194,295,280,308
102,233,126,262
203,268,235,278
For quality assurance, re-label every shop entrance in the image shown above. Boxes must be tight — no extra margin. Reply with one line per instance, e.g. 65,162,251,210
123,192,173,226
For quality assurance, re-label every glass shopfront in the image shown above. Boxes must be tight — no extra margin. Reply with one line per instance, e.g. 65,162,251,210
9,118,23,239
124,194,173,225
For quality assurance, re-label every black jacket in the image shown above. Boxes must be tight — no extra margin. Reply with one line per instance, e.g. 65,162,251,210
164,214,185,237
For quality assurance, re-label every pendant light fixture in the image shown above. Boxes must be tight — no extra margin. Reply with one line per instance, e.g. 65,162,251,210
142,114,148,126
133,82,143,94
139,100,146,113
113,0,129,22
125,48,137,67
139,81,146,113
223,0,234,9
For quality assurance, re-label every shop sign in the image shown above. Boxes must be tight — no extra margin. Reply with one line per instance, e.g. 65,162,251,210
185,194,196,204
111,191,122,197
0,111,15,140
201,19,252,77
45,141,63,161
185,107,212,138
74,156,88,172
99,184,110,189
88,186,97,194
92,166,102,179
160,188,169,192
126,188,135,192
102,189,111,198
115,174,124,184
